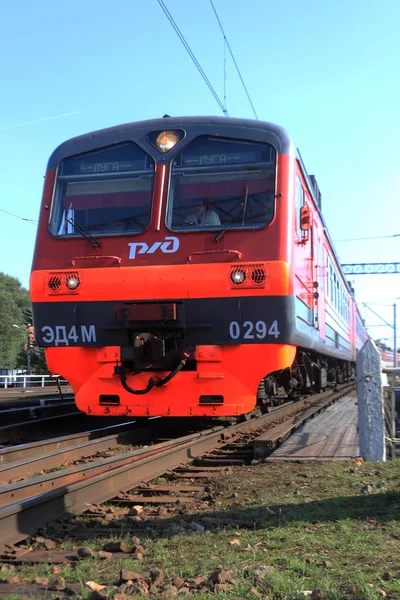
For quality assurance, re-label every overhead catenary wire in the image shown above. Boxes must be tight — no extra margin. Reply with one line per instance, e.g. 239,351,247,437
209,0,258,120
334,233,400,242
0,207,37,225
157,0,228,117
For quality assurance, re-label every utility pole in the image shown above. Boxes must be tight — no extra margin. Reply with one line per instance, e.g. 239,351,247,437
26,327,31,375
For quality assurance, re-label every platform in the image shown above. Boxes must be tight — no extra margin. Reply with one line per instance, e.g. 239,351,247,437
267,394,359,462
0,386,73,402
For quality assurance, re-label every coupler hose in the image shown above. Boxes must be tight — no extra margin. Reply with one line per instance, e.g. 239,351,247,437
114,353,189,395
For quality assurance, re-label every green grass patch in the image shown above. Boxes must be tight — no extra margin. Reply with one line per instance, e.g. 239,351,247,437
2,459,399,599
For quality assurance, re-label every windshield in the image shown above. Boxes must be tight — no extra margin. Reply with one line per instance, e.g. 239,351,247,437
49,143,154,237
166,136,276,232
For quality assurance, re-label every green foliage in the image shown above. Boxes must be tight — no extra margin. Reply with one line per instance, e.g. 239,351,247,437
0,272,48,372
0,272,30,369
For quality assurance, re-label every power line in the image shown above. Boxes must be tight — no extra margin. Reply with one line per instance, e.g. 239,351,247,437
334,233,400,242
0,111,79,132
209,0,258,120
0,207,37,225
157,0,228,117
358,297,400,305
361,304,393,329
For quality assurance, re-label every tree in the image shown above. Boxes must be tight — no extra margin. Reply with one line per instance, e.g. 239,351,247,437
0,273,30,369
0,272,48,373
16,308,49,374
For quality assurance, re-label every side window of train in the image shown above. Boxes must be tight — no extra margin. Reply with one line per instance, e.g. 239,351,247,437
296,175,306,238
329,260,334,303
321,243,326,293
328,257,350,324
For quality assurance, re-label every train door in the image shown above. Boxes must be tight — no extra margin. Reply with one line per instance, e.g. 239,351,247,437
308,218,320,330
313,219,322,332
308,221,316,327
301,205,320,332
295,175,316,330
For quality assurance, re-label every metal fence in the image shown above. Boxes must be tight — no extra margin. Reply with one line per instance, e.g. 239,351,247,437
0,375,69,389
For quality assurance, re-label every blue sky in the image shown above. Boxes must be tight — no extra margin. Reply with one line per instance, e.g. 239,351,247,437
0,0,399,347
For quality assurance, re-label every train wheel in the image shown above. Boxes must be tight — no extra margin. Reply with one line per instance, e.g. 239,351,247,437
260,399,273,414
238,413,251,422
257,379,273,414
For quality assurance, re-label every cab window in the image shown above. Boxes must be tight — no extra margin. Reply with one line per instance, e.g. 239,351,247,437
166,136,276,231
49,143,154,237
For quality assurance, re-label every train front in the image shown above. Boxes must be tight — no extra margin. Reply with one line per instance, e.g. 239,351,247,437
30,117,296,417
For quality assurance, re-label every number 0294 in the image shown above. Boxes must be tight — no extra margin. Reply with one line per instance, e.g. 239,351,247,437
228,320,280,340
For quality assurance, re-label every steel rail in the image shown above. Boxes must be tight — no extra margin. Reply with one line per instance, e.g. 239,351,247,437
0,421,138,466
0,400,77,427
0,411,84,445
0,394,74,411
0,425,223,507
0,418,191,484
0,384,354,552
0,426,225,550
0,422,143,483
0,387,73,402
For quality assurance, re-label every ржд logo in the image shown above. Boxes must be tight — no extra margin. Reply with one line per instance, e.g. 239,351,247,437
128,236,180,259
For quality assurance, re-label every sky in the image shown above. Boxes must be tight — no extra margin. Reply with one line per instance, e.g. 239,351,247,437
0,0,399,347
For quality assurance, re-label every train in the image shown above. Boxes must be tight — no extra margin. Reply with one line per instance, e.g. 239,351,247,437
30,116,367,418
379,347,399,368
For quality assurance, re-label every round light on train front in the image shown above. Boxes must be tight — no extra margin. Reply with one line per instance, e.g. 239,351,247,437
230,269,246,285
66,275,80,290
155,131,180,152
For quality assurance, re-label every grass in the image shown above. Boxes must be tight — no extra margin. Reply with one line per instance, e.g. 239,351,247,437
1,458,399,599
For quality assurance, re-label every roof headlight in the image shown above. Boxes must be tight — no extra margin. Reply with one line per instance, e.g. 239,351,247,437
156,131,180,152
148,129,184,153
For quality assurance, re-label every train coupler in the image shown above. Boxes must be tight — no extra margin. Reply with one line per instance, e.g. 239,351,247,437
114,352,189,395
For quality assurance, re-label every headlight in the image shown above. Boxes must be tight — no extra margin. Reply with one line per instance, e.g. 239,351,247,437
148,130,184,153
230,269,246,285
229,263,267,289
66,274,80,290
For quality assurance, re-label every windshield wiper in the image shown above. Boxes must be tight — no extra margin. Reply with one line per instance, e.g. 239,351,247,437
66,218,102,248
213,186,248,243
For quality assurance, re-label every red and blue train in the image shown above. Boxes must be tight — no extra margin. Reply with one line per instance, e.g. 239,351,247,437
30,116,367,418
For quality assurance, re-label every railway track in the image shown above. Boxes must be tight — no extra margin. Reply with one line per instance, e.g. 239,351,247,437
0,383,354,563
0,397,75,427
0,404,141,447
0,394,81,446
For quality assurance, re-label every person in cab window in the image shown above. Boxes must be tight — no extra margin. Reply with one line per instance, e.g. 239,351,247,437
184,200,220,226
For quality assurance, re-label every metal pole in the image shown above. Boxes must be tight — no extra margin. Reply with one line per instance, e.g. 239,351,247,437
27,326,31,375
56,376,64,401
391,386,396,459
394,303,397,368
